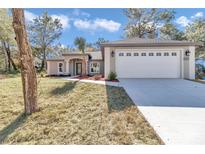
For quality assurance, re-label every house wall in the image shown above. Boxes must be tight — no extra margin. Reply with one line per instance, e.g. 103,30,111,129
88,60,104,75
47,58,104,76
47,60,65,75
104,47,111,78
104,46,196,79
184,46,196,79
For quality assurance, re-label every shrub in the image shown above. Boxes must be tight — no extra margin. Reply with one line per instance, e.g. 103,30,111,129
40,72,44,78
108,71,117,81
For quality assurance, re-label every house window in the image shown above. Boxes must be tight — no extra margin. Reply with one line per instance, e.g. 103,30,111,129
141,53,146,56
126,53,131,56
156,53,161,56
172,52,177,56
90,62,100,73
119,53,124,56
134,53,139,56
164,52,169,56
149,53,154,56
58,62,63,73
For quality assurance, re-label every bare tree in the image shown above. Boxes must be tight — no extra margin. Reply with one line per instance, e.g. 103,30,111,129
12,8,38,114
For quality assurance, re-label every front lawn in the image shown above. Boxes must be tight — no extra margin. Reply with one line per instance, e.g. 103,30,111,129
0,77,162,144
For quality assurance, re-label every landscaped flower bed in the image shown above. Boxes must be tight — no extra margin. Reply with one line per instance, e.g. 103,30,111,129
74,74,119,82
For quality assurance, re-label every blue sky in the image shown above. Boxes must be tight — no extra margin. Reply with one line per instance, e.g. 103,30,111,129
25,8,205,47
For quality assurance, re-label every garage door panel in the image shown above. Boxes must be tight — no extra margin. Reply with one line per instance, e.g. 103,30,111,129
116,51,180,78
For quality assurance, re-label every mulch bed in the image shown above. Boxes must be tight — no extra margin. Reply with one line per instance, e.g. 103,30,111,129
74,74,119,82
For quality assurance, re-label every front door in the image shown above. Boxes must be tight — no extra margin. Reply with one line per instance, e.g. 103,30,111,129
76,63,82,75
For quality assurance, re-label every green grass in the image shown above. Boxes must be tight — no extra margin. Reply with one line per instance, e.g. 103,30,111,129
0,77,162,144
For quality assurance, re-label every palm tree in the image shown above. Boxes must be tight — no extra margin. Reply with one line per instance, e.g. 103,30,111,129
74,37,86,53
74,37,87,75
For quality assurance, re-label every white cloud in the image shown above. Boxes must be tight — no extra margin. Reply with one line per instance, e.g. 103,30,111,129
195,12,204,17
157,23,164,28
51,15,70,29
191,12,204,19
176,16,190,27
74,18,121,32
24,10,37,22
72,9,90,17
74,19,91,29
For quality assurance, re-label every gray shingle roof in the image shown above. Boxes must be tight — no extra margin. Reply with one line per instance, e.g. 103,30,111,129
47,51,103,61
101,38,202,47
86,51,102,60
62,51,102,60
46,58,64,61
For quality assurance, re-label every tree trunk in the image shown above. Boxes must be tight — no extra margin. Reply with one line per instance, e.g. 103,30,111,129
7,44,17,71
12,8,38,114
3,42,17,71
3,41,11,71
1,41,8,71
40,59,44,71
40,48,46,71
7,51,11,71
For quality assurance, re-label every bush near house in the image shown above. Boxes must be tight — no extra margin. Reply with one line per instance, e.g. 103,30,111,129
108,72,117,81
196,64,205,79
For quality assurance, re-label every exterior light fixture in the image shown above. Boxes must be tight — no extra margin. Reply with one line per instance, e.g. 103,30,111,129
111,51,115,57
185,50,191,56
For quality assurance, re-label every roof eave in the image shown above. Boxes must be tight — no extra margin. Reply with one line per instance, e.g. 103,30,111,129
101,43,202,47
62,53,90,56
46,59,64,61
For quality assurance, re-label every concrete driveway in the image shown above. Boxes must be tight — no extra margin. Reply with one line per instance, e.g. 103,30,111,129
119,79,205,144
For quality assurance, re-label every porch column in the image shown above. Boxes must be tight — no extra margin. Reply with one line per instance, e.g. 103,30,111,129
66,59,70,75
85,59,88,75
180,50,184,79
188,46,195,79
82,58,86,76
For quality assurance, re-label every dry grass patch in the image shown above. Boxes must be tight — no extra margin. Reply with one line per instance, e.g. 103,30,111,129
0,77,163,144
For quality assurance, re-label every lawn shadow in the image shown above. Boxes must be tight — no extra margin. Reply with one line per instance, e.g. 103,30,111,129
0,113,28,144
105,85,135,113
50,81,78,95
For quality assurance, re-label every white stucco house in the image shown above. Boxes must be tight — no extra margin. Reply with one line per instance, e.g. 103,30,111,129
46,38,202,79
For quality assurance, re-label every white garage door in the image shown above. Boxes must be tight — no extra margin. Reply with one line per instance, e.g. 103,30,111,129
116,50,181,78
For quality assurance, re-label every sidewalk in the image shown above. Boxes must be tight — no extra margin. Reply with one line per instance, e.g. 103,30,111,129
63,77,121,87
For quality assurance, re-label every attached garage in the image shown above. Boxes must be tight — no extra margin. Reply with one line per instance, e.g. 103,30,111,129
101,38,202,80
115,50,181,78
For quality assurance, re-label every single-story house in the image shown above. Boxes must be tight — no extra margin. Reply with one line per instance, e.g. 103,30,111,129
46,38,202,79
47,51,104,76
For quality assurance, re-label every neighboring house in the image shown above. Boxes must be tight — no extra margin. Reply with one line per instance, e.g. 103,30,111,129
47,38,202,79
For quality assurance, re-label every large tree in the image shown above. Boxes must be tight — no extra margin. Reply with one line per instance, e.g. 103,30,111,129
160,23,186,40
12,8,38,114
185,19,205,58
74,37,86,53
124,8,175,38
95,37,109,49
0,9,17,71
28,12,63,71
